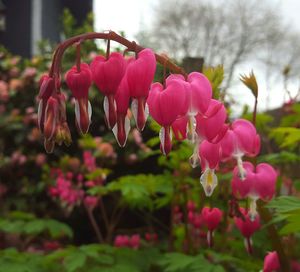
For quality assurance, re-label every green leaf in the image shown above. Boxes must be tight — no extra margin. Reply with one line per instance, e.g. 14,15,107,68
46,219,73,238
64,251,87,272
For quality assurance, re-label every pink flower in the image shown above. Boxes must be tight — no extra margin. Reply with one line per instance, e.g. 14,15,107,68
37,75,55,132
148,77,186,155
167,72,212,144
198,141,222,196
220,119,260,180
114,235,130,248
234,208,260,254
201,207,223,247
126,49,156,131
65,63,93,134
232,162,277,220
263,251,280,272
84,196,98,210
91,52,126,128
195,99,227,143
43,97,59,153
113,59,134,147
129,234,140,249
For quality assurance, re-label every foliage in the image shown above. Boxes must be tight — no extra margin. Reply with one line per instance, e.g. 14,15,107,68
267,196,300,235
0,7,300,272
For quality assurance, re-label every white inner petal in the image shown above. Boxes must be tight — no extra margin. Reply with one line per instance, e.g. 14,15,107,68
200,168,218,197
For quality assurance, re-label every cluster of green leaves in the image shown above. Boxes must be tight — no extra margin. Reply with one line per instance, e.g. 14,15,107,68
0,245,234,272
89,174,174,210
0,211,73,239
267,196,300,235
269,103,300,150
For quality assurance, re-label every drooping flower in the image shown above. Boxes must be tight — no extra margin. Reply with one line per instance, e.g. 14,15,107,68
195,99,227,143
126,49,156,131
220,119,260,180
198,140,222,196
232,162,277,220
188,99,227,168
201,207,223,247
65,63,93,134
263,251,280,272
112,58,135,147
91,52,126,128
167,72,212,144
38,75,55,132
234,207,260,254
148,77,186,155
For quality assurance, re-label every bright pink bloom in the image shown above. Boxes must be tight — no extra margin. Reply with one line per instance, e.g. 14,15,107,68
263,252,280,272
114,235,129,248
220,119,260,180
65,63,92,99
187,72,212,115
198,141,222,196
148,78,186,155
65,63,93,134
232,162,277,220
91,52,126,128
166,72,212,144
126,49,156,131
234,208,260,254
195,99,227,143
201,207,223,247
129,234,140,249
113,59,133,147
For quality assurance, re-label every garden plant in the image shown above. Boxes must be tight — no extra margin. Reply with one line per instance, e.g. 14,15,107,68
0,10,299,272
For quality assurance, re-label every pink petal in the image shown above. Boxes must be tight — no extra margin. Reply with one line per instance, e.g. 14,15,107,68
127,48,156,98
199,140,221,170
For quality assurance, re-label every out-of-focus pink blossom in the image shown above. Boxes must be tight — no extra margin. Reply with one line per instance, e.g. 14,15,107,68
35,153,46,166
0,80,9,102
263,251,280,272
201,207,223,247
84,196,98,210
234,208,260,254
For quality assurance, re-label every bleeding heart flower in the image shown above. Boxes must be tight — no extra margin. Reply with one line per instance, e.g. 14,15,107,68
198,141,221,196
148,78,186,155
43,97,58,142
129,234,140,249
201,207,223,247
232,162,277,220
220,119,260,180
65,63,93,134
126,48,156,131
112,58,135,147
234,207,260,254
91,52,126,128
38,75,55,132
263,251,280,272
195,99,227,143
188,99,227,168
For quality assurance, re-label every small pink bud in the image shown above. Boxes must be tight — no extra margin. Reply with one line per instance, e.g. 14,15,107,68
263,251,280,272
